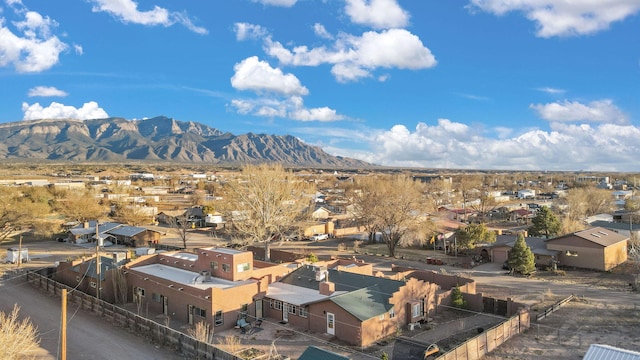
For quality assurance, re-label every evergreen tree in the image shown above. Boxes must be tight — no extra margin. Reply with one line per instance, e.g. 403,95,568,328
508,233,536,275
451,285,466,309
528,206,561,239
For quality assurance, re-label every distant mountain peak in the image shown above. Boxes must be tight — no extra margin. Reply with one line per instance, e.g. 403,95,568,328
0,116,372,167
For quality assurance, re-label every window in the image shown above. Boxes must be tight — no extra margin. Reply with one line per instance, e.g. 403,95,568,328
222,263,231,272
411,303,421,318
134,287,145,297
389,308,395,319
152,293,161,303
237,262,250,272
270,299,283,310
210,261,218,270
287,304,296,315
214,310,223,326
194,306,206,317
299,306,308,318
90,281,97,289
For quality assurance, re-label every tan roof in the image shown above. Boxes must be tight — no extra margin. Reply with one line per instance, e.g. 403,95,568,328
550,226,628,247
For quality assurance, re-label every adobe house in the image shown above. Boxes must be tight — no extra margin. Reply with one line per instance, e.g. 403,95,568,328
489,235,559,268
263,265,440,348
56,252,129,303
125,247,296,332
107,225,162,247
545,227,628,271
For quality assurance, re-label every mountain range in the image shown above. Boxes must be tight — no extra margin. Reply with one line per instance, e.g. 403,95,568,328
0,116,371,167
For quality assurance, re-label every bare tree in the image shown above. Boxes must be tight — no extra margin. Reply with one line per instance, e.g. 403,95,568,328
0,187,52,243
218,164,312,261
352,175,425,257
564,187,613,222
0,305,40,359
168,215,191,249
111,202,155,226
54,190,107,223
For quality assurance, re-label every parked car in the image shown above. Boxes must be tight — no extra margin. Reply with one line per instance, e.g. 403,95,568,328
310,233,329,241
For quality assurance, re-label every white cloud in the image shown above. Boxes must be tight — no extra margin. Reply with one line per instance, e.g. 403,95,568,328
231,56,308,96
28,86,68,97
345,0,410,29
73,43,83,55
234,22,268,41
530,99,628,124
536,87,565,94
89,0,207,34
468,0,640,37
252,0,297,7
230,95,344,122
313,23,333,39
0,5,68,72
265,28,436,82
326,118,640,171
22,101,109,120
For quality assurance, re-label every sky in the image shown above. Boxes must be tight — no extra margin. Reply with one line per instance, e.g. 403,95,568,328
1,0,639,171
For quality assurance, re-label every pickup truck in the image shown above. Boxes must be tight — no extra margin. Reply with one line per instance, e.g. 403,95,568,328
310,233,329,241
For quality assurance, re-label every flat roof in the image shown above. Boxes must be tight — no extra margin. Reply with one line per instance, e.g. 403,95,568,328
201,247,244,255
163,252,198,261
132,264,253,290
266,282,346,306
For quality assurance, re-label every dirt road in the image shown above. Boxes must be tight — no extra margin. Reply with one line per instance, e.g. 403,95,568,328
0,276,185,360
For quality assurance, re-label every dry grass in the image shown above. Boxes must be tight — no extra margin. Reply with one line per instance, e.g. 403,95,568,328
187,322,214,344
216,335,242,354
0,305,40,360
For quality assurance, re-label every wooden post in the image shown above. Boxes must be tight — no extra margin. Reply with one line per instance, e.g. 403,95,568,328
60,289,67,360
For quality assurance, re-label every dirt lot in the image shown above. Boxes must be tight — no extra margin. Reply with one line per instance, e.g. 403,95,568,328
484,300,640,359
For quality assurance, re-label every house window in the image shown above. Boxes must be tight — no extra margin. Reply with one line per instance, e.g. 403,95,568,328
411,303,421,318
299,306,308,318
152,293,161,303
194,306,206,317
389,308,395,319
237,262,250,272
211,261,218,270
222,263,231,273
214,310,223,326
270,300,283,310
90,281,97,289
287,304,296,315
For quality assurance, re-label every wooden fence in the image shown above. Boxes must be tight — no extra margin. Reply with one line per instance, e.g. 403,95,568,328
535,295,574,322
25,271,241,360
435,310,530,360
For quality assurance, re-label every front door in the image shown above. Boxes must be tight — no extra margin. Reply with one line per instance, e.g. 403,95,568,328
162,295,168,316
326,312,335,335
188,304,194,325
282,302,289,323
255,299,263,320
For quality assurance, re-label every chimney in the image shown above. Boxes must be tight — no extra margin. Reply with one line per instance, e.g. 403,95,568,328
319,280,335,296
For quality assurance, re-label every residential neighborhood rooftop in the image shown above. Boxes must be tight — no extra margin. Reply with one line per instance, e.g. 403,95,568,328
131,264,253,290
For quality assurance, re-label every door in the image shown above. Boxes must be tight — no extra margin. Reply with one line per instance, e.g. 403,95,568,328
188,305,194,325
282,302,289,322
326,312,335,335
162,295,168,316
255,299,263,320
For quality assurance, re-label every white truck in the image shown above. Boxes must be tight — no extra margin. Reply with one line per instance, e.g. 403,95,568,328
5,247,29,264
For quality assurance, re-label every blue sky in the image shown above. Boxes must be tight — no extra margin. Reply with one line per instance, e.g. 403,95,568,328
1,0,639,171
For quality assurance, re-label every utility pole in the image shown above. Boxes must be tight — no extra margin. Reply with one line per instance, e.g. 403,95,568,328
95,221,101,300
60,289,67,360
18,233,22,267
